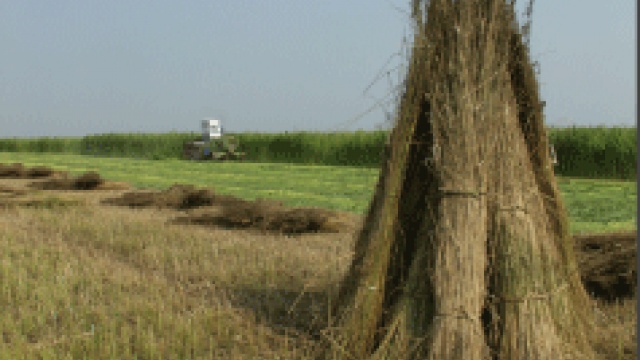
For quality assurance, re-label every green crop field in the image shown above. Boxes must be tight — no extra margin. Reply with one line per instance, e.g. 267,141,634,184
0,152,635,235
1,126,635,179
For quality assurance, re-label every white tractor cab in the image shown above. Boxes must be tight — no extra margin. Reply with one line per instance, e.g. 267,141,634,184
202,119,223,142
183,119,244,161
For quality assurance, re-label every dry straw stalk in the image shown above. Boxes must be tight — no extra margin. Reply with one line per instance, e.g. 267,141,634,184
318,1,598,359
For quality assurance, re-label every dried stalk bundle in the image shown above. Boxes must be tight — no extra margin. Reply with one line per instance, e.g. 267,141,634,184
318,1,597,359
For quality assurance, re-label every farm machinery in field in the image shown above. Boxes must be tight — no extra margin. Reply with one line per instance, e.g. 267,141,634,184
183,119,246,161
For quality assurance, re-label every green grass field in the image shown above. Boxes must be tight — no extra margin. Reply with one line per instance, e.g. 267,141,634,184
0,151,636,234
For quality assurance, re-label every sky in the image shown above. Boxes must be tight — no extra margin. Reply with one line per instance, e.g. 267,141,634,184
0,1,636,138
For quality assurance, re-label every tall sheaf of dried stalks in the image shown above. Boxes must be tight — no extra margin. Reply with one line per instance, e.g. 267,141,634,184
317,0,596,359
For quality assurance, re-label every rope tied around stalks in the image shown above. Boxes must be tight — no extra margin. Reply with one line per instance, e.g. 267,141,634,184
384,188,487,200
488,283,570,304
437,188,487,198
409,286,571,318
433,307,480,322
496,205,529,213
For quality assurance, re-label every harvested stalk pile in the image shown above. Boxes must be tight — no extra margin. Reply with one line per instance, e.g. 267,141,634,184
0,163,57,178
101,184,218,209
103,183,351,234
574,231,637,301
25,166,55,178
172,201,341,235
0,163,26,177
29,171,103,190
27,171,129,191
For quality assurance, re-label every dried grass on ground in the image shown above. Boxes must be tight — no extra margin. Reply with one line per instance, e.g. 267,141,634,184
1,163,360,236
0,164,636,359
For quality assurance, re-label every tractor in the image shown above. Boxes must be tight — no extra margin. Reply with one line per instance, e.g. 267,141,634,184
182,119,246,161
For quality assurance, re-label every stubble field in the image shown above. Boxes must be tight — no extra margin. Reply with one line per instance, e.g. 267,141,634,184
0,153,636,359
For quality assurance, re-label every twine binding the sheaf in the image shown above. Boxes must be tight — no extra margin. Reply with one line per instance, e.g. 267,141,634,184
385,188,488,198
487,283,570,304
438,188,487,198
426,283,570,325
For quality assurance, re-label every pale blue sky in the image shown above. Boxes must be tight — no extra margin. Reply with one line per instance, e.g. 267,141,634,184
0,1,636,138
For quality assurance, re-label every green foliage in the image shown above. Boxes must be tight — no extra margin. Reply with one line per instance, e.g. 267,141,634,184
234,130,389,167
0,137,83,153
0,127,635,179
549,126,636,180
79,132,200,160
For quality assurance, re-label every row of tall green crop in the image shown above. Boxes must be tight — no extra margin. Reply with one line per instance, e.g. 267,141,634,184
0,127,635,179
80,132,201,160
0,133,196,160
548,127,636,180
0,136,84,154
235,131,389,167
